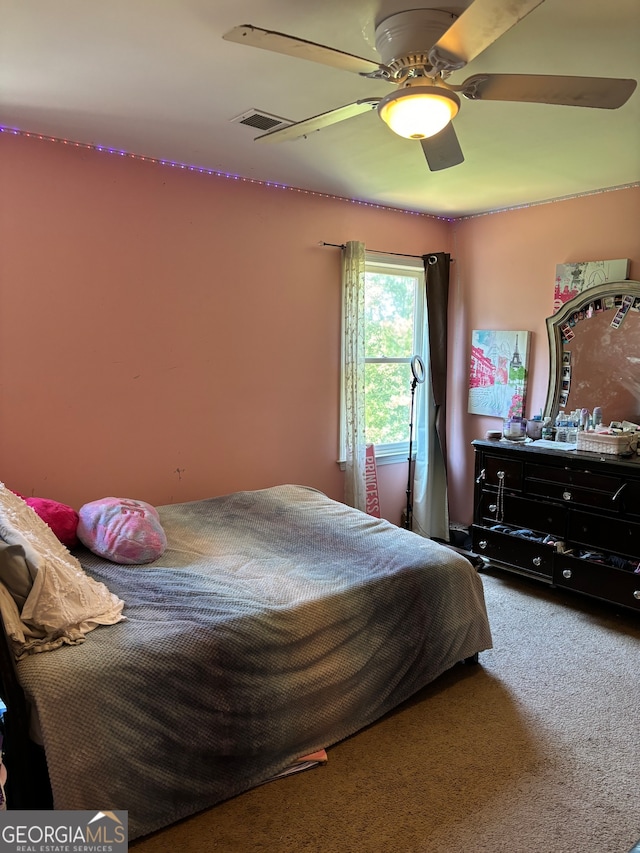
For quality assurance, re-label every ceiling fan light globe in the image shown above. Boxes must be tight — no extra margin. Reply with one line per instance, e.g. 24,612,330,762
377,86,460,139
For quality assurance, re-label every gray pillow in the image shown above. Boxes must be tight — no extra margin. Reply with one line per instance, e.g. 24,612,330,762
0,540,38,612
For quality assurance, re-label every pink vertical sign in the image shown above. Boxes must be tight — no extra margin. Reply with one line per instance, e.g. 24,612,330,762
365,444,381,518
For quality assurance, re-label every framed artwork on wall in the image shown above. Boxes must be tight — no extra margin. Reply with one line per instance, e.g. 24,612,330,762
468,330,530,418
553,258,629,313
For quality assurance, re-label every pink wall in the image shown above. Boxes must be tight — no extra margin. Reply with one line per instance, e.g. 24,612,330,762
0,132,449,519
1,131,638,529
450,187,640,523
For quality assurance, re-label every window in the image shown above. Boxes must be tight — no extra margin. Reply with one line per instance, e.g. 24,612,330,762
343,255,425,463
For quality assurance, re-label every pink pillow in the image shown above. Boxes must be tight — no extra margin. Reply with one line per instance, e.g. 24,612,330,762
24,497,79,548
77,497,167,565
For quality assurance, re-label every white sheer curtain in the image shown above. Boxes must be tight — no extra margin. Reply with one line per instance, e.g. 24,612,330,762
342,241,367,511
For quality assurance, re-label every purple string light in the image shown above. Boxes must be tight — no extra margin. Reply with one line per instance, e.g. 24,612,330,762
0,125,444,219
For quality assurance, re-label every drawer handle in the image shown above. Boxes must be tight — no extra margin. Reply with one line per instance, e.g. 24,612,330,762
532,557,542,567
488,504,497,513
562,569,572,579
634,591,640,600
479,540,487,550
612,483,627,502
562,491,572,501
476,468,486,484
497,471,505,480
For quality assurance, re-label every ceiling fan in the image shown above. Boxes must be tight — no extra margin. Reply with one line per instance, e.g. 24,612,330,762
223,0,637,171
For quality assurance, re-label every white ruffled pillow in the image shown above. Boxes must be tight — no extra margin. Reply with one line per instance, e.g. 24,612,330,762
0,483,125,659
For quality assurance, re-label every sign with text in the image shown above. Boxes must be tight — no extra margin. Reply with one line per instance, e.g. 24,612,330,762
365,444,380,518
0,811,128,853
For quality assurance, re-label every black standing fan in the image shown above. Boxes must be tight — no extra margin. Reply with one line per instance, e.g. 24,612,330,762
405,355,426,530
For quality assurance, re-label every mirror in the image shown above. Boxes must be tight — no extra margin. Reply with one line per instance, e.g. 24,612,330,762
544,279,640,425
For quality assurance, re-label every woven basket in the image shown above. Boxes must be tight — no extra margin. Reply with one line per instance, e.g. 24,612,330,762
577,431,636,455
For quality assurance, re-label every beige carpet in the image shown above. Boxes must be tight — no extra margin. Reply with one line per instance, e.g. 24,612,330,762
132,569,640,853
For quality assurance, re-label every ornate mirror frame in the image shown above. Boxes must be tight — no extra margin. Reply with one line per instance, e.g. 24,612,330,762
543,279,640,421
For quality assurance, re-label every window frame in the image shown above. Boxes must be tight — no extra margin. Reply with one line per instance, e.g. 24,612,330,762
340,254,426,466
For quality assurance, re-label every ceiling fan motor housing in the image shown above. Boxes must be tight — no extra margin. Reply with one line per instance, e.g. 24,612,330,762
374,9,457,75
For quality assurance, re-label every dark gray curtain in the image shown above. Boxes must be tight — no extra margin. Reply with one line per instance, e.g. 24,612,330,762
422,252,451,472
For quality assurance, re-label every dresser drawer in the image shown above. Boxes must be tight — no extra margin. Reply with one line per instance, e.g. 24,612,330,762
525,479,623,511
472,526,554,578
477,492,566,536
525,462,622,494
621,479,640,518
525,463,624,510
480,455,523,491
554,555,640,612
567,510,640,559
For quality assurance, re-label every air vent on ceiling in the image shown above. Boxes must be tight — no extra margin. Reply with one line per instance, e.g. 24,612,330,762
230,109,293,132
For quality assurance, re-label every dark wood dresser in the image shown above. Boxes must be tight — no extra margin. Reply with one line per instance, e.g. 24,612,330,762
471,439,640,612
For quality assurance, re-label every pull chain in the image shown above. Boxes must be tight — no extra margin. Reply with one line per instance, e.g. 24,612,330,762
496,471,505,522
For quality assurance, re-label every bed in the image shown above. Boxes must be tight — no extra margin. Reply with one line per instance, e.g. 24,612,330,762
0,483,492,840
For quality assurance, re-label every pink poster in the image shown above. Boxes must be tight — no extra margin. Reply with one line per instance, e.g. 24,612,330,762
553,259,629,313
365,444,381,518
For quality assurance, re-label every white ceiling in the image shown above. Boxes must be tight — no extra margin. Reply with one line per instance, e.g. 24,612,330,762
1,0,639,217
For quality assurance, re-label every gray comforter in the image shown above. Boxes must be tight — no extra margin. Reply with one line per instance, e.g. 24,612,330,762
17,485,492,840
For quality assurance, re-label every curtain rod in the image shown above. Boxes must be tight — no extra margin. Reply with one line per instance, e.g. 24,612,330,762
319,242,454,262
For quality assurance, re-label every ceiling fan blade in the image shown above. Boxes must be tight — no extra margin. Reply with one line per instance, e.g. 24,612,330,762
421,123,464,172
458,74,638,108
223,25,387,76
255,99,380,143
429,0,546,72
